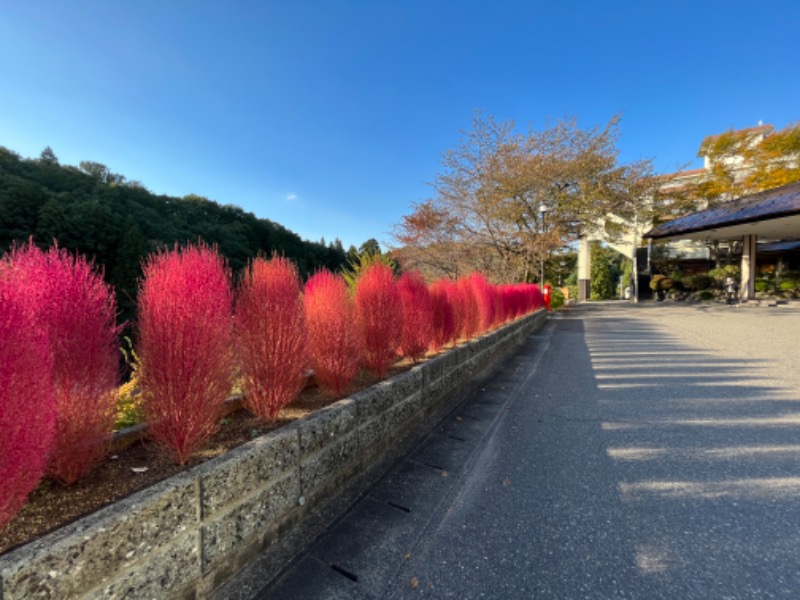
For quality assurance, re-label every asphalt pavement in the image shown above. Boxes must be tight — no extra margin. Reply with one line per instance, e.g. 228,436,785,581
238,301,800,599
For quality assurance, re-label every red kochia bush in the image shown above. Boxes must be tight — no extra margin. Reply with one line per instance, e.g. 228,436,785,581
236,256,307,421
428,279,456,352
528,283,545,313
0,275,56,527
304,270,361,398
455,276,480,340
497,284,517,323
355,263,402,377
397,271,433,362
8,243,119,485
467,272,496,334
138,244,234,465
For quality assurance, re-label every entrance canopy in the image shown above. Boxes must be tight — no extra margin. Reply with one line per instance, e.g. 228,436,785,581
643,180,800,242
642,180,800,302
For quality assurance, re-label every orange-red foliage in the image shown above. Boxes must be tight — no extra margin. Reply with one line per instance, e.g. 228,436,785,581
455,276,480,340
355,263,402,377
138,244,234,465
397,271,433,362
428,279,456,352
8,242,119,485
304,270,361,398
500,283,543,318
0,273,56,526
466,272,497,334
236,256,307,421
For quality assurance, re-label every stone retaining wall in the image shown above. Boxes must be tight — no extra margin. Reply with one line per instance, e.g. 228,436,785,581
0,310,547,600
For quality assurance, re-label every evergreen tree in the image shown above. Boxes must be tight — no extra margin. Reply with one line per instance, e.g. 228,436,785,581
39,146,59,165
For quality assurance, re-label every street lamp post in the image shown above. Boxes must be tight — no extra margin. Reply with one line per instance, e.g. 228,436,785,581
538,203,548,284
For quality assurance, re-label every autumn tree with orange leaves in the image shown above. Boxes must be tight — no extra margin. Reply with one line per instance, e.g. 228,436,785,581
696,123,800,204
393,113,654,283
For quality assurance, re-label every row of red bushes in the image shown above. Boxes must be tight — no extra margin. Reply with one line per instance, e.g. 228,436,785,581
0,241,542,528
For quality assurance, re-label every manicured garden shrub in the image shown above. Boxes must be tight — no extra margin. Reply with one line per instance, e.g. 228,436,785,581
498,284,519,322
649,274,671,291
236,256,307,421
8,243,119,485
467,272,496,333
455,276,480,340
698,289,715,301
505,283,542,317
397,271,434,362
138,244,234,465
304,270,361,397
0,274,56,527
549,287,566,310
355,263,402,377
683,273,715,291
779,279,799,294
709,265,740,285
428,279,456,352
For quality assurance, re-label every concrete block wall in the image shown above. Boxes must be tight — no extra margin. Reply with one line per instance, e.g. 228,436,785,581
0,309,546,600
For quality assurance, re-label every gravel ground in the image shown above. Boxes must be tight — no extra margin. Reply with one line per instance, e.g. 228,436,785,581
250,302,800,599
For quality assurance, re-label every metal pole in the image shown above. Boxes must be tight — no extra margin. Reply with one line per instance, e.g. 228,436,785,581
632,212,639,303
540,256,544,285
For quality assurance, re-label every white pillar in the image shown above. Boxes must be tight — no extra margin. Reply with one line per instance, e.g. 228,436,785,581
740,234,757,302
578,237,591,302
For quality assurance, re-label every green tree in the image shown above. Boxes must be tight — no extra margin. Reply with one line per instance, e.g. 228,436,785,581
0,145,369,319
590,242,621,300
112,218,149,314
359,238,382,256
39,146,59,165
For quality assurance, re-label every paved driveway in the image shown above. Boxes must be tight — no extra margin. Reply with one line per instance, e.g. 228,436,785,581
246,302,800,599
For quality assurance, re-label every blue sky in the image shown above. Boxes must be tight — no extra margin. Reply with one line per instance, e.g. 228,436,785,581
2,1,799,250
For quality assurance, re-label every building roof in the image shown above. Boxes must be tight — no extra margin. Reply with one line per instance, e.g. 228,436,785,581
758,239,800,253
643,180,800,242
702,124,774,142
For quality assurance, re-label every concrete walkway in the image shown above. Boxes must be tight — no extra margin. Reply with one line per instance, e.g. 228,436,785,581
234,302,800,599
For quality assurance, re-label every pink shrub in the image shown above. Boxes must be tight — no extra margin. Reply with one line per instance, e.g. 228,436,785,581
467,273,496,334
397,271,433,362
138,244,234,465
517,283,543,315
0,275,56,526
497,284,518,322
428,279,456,352
8,242,119,485
355,263,402,377
527,283,545,313
304,270,361,398
455,276,480,340
236,256,307,421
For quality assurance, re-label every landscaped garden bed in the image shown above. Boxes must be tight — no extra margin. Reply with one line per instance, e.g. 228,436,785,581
0,310,546,600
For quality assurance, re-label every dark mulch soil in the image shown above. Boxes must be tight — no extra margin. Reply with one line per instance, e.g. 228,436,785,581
0,364,413,556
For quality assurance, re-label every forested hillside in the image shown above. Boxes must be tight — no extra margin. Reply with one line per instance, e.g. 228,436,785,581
0,146,349,318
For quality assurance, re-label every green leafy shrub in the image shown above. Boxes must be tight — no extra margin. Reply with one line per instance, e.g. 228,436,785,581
649,275,673,291
709,265,740,283
683,274,716,291
668,272,686,291
566,285,578,301
698,290,715,301
550,287,566,310
755,280,769,293
116,377,143,430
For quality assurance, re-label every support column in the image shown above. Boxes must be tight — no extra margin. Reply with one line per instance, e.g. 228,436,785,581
578,237,591,302
740,234,757,302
